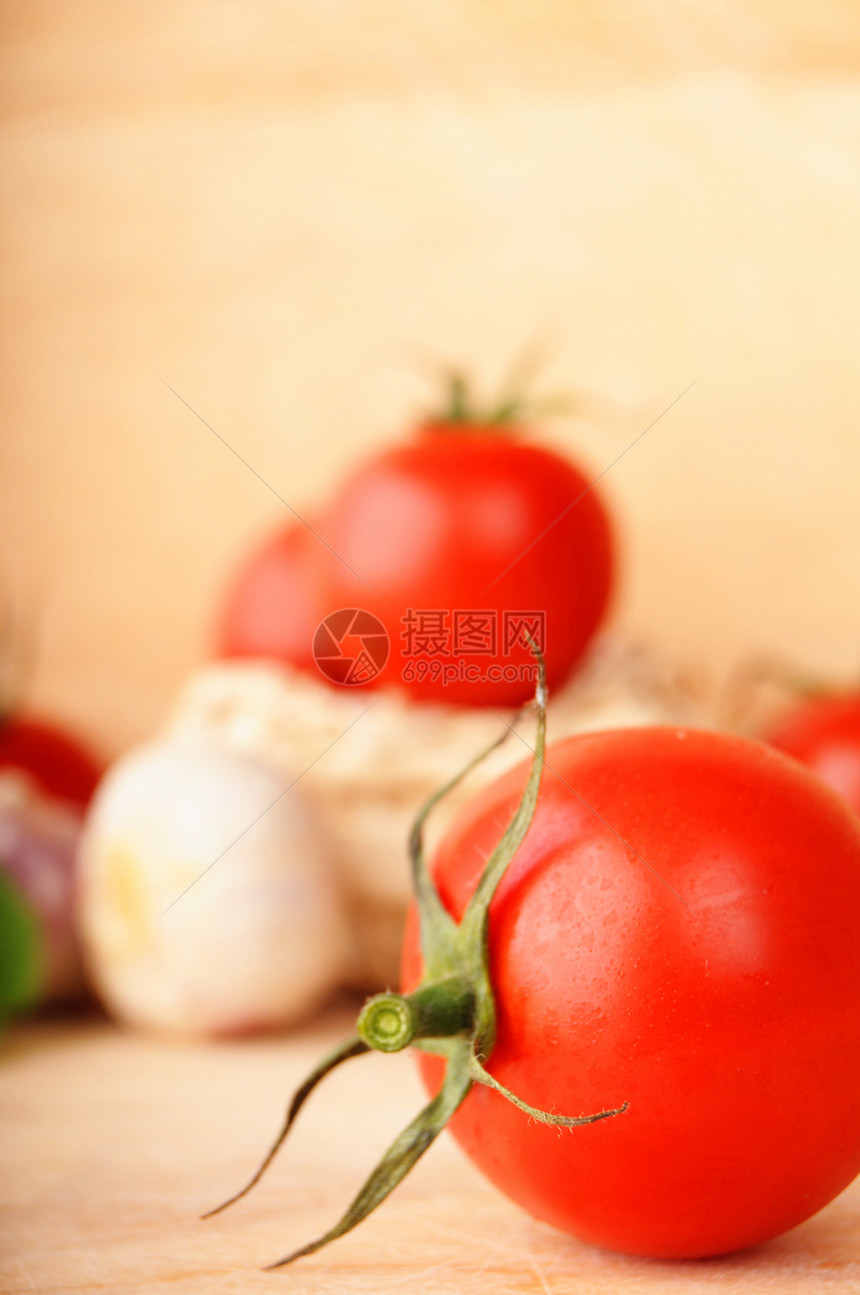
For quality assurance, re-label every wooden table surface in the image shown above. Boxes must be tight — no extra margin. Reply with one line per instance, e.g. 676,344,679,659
2,1006,859,1294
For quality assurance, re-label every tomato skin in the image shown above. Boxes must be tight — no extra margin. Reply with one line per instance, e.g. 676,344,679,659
401,727,860,1258
216,522,326,671
766,693,860,815
318,425,614,706
0,715,101,809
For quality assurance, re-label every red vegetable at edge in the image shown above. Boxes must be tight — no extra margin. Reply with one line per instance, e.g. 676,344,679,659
766,691,860,816
204,662,860,1268
0,713,101,1003
0,714,101,809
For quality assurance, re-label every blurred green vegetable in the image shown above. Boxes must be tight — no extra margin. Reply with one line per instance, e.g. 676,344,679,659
0,867,44,1024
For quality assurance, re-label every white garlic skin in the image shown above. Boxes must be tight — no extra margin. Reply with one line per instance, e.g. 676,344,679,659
78,737,349,1037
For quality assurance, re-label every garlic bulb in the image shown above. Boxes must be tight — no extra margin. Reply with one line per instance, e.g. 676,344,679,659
78,736,349,1036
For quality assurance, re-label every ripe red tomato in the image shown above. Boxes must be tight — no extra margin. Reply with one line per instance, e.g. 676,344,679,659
766,692,860,815
319,424,614,705
0,715,101,809
401,727,860,1258
216,522,325,672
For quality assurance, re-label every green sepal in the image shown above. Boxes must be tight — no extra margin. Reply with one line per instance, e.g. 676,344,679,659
201,1035,369,1220
264,1040,474,1270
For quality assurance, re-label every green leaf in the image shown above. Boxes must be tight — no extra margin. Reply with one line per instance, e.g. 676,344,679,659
0,869,45,1016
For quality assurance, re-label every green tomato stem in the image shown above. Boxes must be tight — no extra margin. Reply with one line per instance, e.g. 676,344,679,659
204,646,628,1270
357,976,476,1053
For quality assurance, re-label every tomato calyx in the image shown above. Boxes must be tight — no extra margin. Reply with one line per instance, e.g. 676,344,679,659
431,370,522,428
421,370,576,435
204,649,628,1269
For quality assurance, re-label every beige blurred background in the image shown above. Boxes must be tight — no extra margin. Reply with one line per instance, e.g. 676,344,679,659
2,0,860,759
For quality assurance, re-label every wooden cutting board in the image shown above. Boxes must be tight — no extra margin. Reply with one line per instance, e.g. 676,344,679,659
1,1007,858,1294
